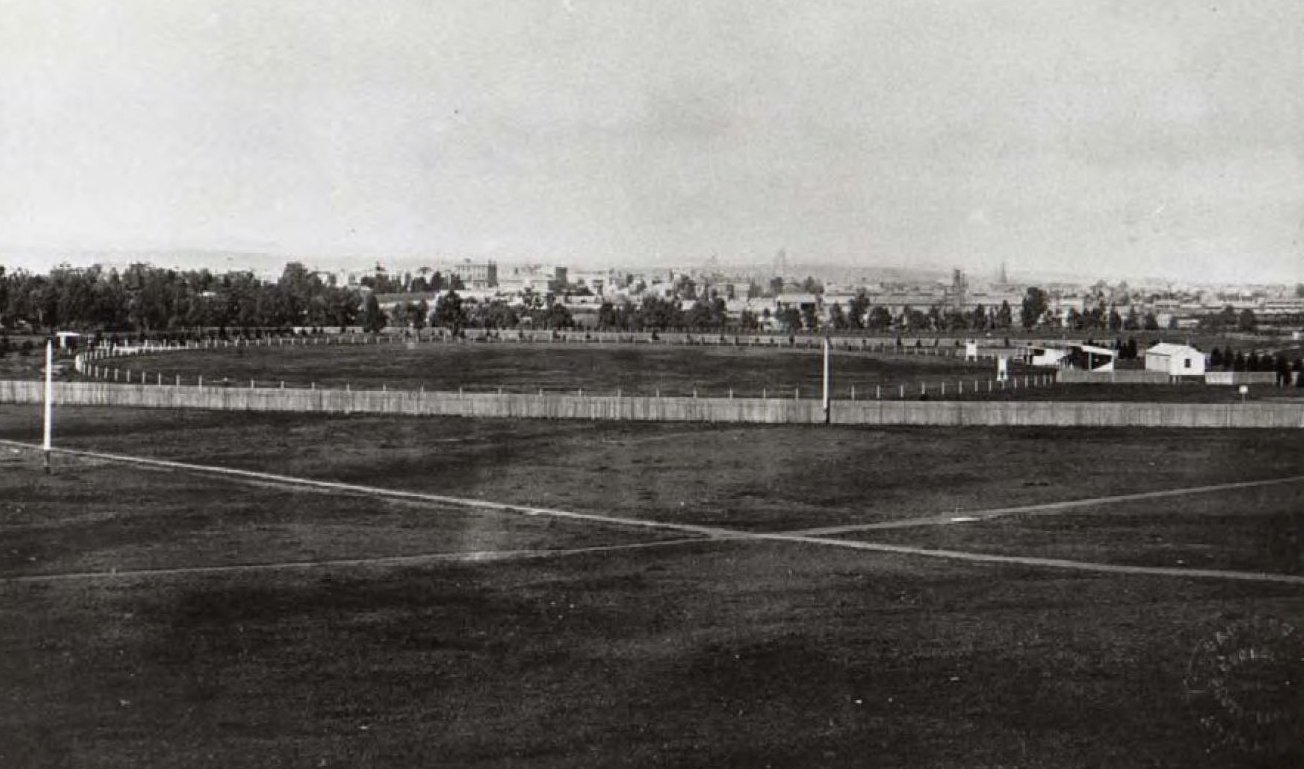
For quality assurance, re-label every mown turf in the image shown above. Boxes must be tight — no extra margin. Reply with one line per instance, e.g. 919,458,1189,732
0,450,679,578
840,483,1304,574
3,542,1302,768
5,407,1304,533
97,339,1304,403
109,343,1000,397
4,407,1304,767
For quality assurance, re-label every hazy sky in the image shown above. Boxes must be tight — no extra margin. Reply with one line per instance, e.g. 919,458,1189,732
2,0,1301,281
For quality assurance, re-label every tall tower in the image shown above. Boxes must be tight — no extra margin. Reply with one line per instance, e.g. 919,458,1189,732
951,269,969,310
999,261,1008,285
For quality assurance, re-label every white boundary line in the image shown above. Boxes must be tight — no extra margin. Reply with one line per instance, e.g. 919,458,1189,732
2,538,717,584
0,439,735,539
749,532,1304,586
4,439,1304,586
789,474,1304,536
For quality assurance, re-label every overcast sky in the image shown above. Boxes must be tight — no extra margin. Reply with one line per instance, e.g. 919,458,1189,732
2,0,1301,282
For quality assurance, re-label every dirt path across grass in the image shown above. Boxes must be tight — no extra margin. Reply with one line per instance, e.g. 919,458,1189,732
5,439,1304,586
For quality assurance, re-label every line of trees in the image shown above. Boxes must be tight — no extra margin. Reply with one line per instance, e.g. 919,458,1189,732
1208,347,1304,383
1197,305,1258,333
0,263,361,333
582,294,1020,334
379,291,577,336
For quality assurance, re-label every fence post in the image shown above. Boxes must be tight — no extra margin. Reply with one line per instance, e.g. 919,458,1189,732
198,375,203,388
850,384,855,401
876,385,881,400
899,384,905,399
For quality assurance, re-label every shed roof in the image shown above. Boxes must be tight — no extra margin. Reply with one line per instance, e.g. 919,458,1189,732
1076,344,1116,356
1146,342,1200,356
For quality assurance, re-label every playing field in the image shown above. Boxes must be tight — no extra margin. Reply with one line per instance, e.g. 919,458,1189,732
3,405,1304,767
96,342,1303,404
109,342,1001,397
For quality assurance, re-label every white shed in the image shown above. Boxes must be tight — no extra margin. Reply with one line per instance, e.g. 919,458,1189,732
1145,343,1205,376
1074,344,1116,372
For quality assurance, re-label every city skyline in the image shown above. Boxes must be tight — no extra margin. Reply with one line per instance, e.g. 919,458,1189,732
3,1,1301,283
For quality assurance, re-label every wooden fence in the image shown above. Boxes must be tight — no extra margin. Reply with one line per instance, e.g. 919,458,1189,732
3,381,1301,428
1058,369,1291,386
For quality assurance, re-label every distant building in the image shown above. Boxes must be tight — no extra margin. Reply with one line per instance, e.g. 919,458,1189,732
497,264,566,295
1145,343,1205,376
448,259,498,290
570,269,610,296
947,269,968,310
775,293,821,312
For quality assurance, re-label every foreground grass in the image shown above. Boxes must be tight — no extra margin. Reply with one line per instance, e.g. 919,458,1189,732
846,484,1304,574
3,539,1302,768
3,408,1304,766
5,407,1303,533
0,452,677,579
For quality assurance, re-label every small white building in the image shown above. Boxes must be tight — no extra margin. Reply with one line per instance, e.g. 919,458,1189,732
1074,344,1116,373
1026,343,1115,372
1145,343,1205,376
1027,345,1070,367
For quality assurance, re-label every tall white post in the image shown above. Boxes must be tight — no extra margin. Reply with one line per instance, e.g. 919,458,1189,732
821,336,831,423
43,338,53,472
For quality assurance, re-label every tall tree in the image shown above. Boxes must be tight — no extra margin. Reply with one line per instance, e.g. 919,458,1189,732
1020,287,1049,330
361,293,387,333
776,306,802,333
847,293,869,329
433,290,467,334
800,303,820,332
828,302,848,330
1237,309,1257,332
995,300,1013,329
